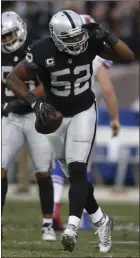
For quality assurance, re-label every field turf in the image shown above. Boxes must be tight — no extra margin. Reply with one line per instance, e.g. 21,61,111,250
2,201,139,257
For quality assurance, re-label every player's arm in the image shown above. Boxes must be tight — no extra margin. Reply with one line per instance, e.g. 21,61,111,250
101,40,135,62
96,65,120,135
84,23,135,62
6,46,58,130
6,59,40,102
32,81,44,96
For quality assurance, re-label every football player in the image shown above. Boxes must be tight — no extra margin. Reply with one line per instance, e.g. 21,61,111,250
6,10,135,252
1,11,56,241
50,14,119,231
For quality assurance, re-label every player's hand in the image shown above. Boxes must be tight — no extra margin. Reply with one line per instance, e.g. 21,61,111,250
2,103,9,117
33,100,56,126
24,93,54,124
110,119,120,137
83,23,118,47
83,23,109,41
34,100,63,134
2,100,30,117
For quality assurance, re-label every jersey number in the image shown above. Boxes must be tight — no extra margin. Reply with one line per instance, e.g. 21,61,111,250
2,66,14,97
2,66,35,97
51,64,91,97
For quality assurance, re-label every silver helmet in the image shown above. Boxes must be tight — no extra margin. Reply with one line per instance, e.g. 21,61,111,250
1,11,27,53
49,10,89,56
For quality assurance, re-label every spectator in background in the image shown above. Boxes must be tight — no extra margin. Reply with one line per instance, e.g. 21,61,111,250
85,1,139,61
90,2,110,30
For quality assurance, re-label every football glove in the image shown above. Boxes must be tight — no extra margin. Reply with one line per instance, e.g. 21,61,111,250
24,93,62,134
83,23,118,47
24,93,56,124
2,100,31,117
2,103,9,117
33,100,56,126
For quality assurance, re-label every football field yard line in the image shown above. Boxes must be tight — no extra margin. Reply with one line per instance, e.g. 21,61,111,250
8,240,139,245
89,241,139,245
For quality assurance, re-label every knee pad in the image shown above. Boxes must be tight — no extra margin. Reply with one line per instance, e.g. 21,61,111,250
68,162,87,182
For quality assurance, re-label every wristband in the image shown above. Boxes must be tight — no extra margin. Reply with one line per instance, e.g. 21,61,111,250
24,93,37,106
105,34,119,47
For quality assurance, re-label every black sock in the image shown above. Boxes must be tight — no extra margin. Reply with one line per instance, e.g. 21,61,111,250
69,162,88,219
1,177,8,215
85,182,99,214
37,175,54,216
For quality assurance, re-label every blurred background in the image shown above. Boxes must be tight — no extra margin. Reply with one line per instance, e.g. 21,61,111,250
1,0,139,200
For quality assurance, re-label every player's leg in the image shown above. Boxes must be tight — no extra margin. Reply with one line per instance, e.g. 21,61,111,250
47,117,71,233
60,104,96,250
80,174,93,230
1,115,25,237
80,154,94,229
61,103,114,252
24,113,56,240
51,159,65,230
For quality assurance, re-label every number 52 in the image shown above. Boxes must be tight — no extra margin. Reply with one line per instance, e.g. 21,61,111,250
51,64,91,97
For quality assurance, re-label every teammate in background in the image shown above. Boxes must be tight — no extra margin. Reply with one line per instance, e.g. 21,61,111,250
6,10,135,253
1,11,56,241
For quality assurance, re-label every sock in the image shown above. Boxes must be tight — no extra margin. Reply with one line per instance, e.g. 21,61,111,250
85,182,99,215
68,215,80,228
37,175,54,216
1,177,8,215
52,179,64,204
69,162,88,219
42,218,53,226
53,203,63,225
89,207,105,225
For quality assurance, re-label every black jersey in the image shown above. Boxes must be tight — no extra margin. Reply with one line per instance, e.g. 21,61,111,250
25,36,105,117
1,43,37,114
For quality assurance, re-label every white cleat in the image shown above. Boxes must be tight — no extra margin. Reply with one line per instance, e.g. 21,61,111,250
42,224,56,241
60,224,78,252
95,214,114,253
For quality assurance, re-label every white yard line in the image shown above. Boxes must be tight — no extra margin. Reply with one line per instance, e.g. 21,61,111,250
5,240,138,245
89,241,139,245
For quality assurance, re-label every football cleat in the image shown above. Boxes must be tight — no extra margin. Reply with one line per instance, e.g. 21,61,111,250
95,214,114,253
42,223,56,241
60,224,78,252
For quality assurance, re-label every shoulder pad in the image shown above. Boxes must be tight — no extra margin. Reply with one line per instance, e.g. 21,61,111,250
26,36,55,67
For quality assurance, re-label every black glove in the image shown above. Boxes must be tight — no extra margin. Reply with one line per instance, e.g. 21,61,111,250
83,23,118,47
24,92,56,126
2,100,31,117
2,103,9,117
34,100,56,126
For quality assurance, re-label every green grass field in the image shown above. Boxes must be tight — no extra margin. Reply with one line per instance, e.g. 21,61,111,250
2,201,139,257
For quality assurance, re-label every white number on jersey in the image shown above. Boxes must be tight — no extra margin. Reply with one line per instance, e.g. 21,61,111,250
51,64,91,97
2,66,36,97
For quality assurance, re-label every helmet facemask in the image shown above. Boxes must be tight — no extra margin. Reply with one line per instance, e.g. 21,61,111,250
50,24,89,56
